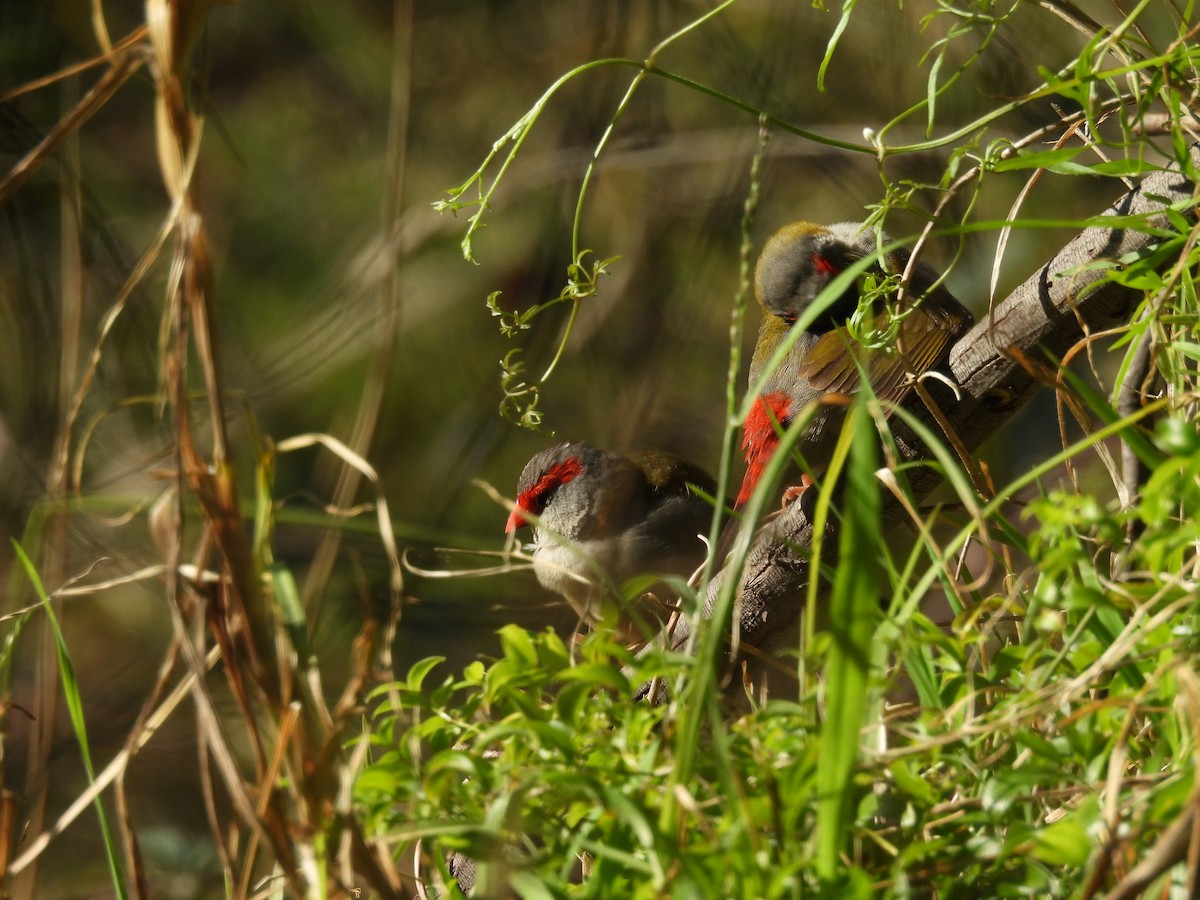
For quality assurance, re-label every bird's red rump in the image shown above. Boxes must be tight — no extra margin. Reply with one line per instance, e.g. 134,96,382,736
505,455,584,532
811,251,839,277
736,392,791,506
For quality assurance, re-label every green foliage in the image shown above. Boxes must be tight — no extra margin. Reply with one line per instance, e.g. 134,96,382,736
490,251,619,430
874,450,1198,896
365,0,1200,896
360,626,825,896
363,423,1200,894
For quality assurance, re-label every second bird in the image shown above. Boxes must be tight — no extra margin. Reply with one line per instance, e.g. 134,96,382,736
506,442,717,632
737,220,973,507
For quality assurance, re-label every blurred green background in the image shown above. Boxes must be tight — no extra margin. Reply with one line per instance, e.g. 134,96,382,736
0,0,1145,893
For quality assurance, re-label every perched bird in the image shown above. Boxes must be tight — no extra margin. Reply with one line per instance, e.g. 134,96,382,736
738,221,973,507
505,442,717,630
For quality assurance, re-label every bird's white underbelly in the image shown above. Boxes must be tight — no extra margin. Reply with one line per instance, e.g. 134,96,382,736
530,535,616,617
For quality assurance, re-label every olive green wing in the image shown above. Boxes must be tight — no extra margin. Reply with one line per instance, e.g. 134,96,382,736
630,451,718,499
798,287,972,405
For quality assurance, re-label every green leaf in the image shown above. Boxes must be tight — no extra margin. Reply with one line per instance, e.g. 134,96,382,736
407,656,447,692
1031,802,1096,867
890,758,936,805
816,401,880,881
1013,730,1067,763
509,871,556,899
555,663,629,692
268,563,309,662
816,0,857,93
355,768,401,797
498,624,540,666
1170,341,1200,363
426,750,480,782
992,146,1156,178
11,541,129,898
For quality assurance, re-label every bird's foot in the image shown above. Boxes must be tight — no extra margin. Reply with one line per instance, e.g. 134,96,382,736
780,474,815,508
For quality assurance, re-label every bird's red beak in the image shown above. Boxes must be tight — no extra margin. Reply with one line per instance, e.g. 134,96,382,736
505,504,529,534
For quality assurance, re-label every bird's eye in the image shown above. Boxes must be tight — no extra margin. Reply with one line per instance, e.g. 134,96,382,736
529,466,571,511
524,481,555,515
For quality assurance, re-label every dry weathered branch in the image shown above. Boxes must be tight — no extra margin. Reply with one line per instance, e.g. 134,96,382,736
667,147,1200,669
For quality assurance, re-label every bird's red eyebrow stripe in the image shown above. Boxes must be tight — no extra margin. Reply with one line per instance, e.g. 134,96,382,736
517,456,583,509
507,456,583,532
531,457,581,497
812,251,839,276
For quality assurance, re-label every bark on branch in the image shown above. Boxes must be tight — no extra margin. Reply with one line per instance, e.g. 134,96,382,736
664,147,1200,670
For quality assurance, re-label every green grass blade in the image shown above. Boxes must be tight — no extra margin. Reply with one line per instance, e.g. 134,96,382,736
10,540,128,899
815,402,880,881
